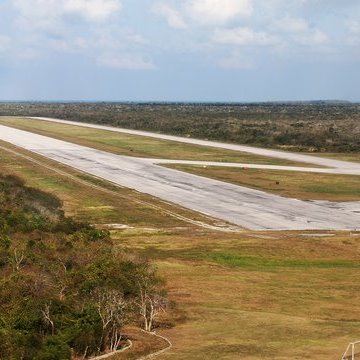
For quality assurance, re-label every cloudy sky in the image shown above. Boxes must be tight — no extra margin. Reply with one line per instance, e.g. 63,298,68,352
0,0,359,102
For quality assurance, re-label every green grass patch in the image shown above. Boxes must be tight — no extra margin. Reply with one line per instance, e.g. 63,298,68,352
208,252,359,269
307,152,360,163
303,183,360,196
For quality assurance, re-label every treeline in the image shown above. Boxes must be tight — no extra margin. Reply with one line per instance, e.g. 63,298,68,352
1,102,360,152
0,174,167,359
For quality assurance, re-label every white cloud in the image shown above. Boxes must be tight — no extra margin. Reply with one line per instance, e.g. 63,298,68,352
0,33,39,61
218,52,255,69
91,27,148,52
186,0,253,25
348,20,360,34
10,0,153,69
64,0,121,21
13,0,121,23
274,16,329,45
13,0,57,20
346,20,360,45
292,29,329,45
97,53,156,70
154,3,187,29
275,16,309,33
0,35,11,50
48,37,89,52
213,27,277,45
310,29,328,44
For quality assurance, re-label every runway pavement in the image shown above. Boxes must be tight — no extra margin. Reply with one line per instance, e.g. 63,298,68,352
0,123,359,230
31,117,360,172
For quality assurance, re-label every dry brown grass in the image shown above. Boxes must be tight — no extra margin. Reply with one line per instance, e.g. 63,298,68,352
111,327,169,360
1,140,360,359
114,230,360,360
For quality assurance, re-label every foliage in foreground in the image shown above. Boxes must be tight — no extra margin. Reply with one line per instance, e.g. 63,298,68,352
0,174,167,359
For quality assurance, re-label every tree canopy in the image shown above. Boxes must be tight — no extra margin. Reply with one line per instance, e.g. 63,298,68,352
0,174,167,359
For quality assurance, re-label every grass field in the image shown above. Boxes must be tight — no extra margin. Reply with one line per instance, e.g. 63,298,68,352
0,139,360,359
306,152,360,163
0,116,312,166
164,164,360,201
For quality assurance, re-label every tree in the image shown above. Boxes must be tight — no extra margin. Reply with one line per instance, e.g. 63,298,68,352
135,264,168,332
0,174,168,358
137,291,167,332
41,303,55,336
95,289,128,353
11,248,25,272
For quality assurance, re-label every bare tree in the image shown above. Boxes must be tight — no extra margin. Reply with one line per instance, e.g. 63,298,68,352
41,303,55,335
11,249,25,272
95,289,128,353
55,257,69,301
137,290,167,332
135,269,168,332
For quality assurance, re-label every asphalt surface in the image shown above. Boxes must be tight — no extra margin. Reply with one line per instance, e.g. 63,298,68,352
0,123,359,230
31,117,360,172
147,159,360,175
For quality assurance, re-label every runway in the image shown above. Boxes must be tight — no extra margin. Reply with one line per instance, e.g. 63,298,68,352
0,123,359,230
31,117,360,173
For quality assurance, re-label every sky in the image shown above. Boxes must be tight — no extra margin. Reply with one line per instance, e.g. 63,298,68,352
0,0,359,102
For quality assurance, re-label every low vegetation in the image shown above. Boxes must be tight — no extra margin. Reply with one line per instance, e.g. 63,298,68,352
0,101,359,152
0,174,168,359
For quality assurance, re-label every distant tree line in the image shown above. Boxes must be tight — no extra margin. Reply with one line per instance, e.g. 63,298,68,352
0,174,168,359
0,102,360,152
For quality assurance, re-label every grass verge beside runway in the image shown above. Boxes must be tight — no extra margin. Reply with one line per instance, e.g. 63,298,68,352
305,152,360,163
0,116,311,166
164,164,360,201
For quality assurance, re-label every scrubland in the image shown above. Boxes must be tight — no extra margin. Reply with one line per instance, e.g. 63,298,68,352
0,137,359,359
0,101,359,153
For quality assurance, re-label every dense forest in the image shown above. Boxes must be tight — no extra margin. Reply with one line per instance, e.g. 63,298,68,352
0,174,167,359
1,102,360,152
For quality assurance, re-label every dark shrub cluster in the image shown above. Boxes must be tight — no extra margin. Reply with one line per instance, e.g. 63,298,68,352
0,174,166,359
